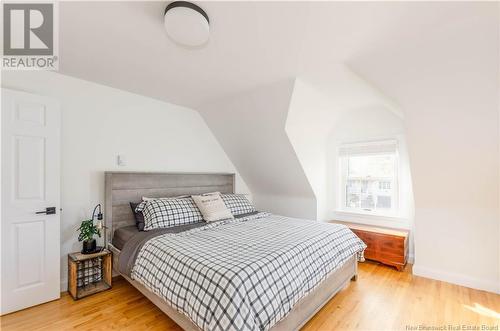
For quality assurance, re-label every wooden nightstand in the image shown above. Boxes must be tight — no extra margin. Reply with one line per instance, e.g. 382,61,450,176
333,221,409,271
68,249,112,300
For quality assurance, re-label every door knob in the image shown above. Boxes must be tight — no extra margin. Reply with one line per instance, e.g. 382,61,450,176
35,207,56,215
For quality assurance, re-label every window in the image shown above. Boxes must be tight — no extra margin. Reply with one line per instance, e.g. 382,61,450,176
339,140,398,216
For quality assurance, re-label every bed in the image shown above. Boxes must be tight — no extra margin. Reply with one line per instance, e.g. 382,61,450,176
105,172,365,331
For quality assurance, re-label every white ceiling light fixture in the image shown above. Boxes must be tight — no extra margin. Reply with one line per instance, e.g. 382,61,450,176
164,1,210,48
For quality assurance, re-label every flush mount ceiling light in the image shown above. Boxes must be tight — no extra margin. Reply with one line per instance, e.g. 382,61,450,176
164,1,210,48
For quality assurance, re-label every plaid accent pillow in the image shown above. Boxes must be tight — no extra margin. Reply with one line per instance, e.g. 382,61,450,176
136,198,203,231
221,193,255,216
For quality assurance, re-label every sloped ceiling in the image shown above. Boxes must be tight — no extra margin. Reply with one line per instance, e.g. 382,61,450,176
199,79,313,196
58,2,493,109
59,1,308,108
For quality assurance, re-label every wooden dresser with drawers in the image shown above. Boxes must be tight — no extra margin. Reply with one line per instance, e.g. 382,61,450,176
333,221,409,271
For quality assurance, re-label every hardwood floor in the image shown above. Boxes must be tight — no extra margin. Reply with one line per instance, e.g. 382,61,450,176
1,262,499,331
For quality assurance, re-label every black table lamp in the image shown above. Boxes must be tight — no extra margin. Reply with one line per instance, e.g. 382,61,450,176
91,203,107,251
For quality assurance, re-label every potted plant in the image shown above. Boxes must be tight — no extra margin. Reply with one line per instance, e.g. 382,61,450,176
77,219,101,254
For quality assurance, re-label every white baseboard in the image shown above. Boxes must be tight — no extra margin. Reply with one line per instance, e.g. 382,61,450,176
407,253,415,264
413,264,499,294
60,278,68,293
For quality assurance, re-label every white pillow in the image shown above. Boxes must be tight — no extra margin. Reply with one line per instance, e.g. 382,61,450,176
191,192,234,222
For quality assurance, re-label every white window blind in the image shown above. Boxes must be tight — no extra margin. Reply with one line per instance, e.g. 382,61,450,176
338,139,398,157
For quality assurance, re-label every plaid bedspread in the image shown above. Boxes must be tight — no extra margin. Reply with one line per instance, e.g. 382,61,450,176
131,212,366,331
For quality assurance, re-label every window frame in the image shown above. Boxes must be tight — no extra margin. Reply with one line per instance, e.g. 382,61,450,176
338,142,400,218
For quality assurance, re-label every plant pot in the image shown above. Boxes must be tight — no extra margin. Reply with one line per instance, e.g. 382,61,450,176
82,239,97,254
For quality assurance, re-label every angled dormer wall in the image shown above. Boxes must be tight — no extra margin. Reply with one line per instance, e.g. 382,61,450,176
199,79,317,219
286,67,413,226
199,65,414,227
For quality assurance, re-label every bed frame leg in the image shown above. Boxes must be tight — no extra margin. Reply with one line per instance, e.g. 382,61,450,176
351,259,358,281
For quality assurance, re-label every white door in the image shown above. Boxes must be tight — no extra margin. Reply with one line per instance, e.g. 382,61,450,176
1,88,61,315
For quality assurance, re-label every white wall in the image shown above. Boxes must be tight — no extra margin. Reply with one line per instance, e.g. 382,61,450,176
1,71,250,291
286,79,336,220
253,194,316,220
348,2,499,293
408,103,499,293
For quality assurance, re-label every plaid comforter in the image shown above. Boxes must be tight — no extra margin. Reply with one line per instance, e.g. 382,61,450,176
131,212,366,331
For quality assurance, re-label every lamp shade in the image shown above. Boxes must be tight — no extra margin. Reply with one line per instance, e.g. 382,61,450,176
164,2,210,47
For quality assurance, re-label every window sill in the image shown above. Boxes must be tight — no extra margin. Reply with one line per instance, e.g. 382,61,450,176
332,210,410,230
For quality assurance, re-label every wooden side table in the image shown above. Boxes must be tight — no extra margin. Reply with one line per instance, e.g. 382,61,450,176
68,249,112,300
332,221,409,271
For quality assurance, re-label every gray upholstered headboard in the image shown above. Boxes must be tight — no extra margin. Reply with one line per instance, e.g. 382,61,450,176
104,172,235,244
